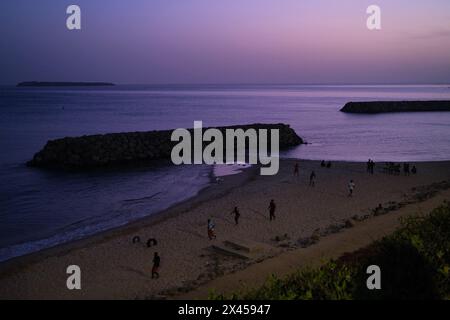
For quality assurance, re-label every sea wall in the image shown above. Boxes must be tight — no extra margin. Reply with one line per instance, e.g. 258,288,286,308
27,123,304,169
340,101,450,114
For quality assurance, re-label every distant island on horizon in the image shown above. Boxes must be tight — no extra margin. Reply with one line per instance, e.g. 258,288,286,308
12,82,450,87
16,81,115,87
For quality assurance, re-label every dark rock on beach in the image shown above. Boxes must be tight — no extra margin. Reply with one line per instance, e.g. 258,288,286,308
27,123,304,169
340,101,450,114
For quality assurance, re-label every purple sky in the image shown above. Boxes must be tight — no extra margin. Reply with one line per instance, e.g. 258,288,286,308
1,0,450,84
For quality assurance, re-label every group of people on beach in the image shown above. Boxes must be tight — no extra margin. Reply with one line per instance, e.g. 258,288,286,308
151,159,420,279
153,199,277,278
295,161,334,188
207,199,278,240
295,162,324,188
383,161,418,175
403,163,417,175
294,160,361,197
320,160,332,168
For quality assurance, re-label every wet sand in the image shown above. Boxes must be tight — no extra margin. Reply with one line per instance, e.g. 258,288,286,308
0,159,449,299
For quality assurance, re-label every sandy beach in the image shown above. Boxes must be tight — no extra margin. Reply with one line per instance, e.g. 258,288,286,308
1,159,450,300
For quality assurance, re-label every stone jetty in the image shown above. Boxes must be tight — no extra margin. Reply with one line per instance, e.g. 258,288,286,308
27,123,303,169
340,101,450,114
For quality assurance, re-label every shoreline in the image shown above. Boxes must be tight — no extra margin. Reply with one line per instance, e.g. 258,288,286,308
1,159,450,299
2,157,443,268
0,162,259,273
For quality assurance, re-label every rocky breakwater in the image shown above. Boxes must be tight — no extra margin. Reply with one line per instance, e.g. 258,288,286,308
340,101,450,114
27,123,304,169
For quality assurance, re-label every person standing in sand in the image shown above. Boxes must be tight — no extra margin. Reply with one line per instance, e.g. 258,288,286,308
268,199,276,221
293,162,299,178
231,206,241,225
207,218,217,240
152,252,160,279
404,163,410,176
309,171,316,187
348,180,355,197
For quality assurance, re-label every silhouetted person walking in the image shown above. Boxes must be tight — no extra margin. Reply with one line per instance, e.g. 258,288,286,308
207,218,216,240
152,252,160,279
309,171,316,187
231,206,240,225
293,162,299,178
268,200,276,221
348,180,355,197
404,163,410,176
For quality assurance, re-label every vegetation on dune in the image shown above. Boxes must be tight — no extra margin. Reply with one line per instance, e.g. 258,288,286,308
210,202,450,300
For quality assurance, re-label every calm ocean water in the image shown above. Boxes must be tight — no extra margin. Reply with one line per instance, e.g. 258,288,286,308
1,84,450,262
